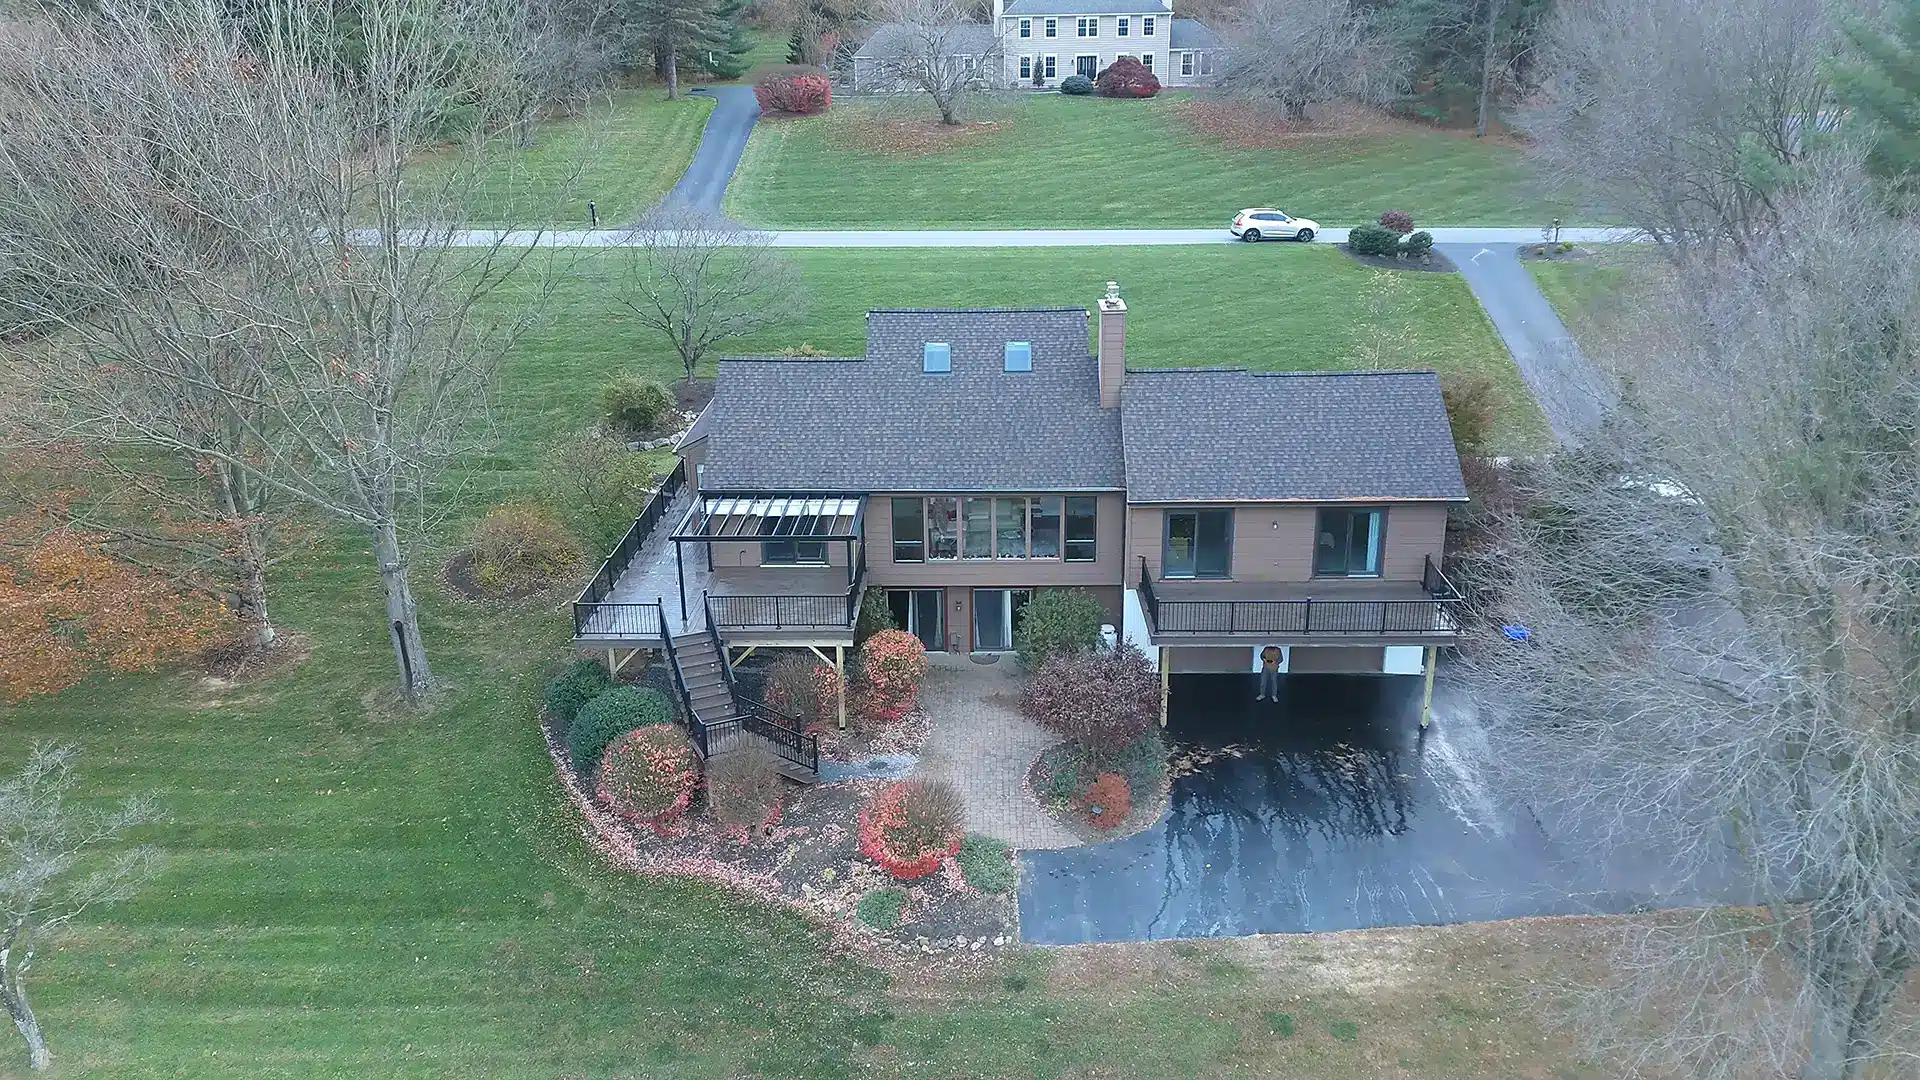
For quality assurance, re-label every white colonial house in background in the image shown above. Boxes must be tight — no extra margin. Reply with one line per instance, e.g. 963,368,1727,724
991,0,1220,88
849,0,1222,91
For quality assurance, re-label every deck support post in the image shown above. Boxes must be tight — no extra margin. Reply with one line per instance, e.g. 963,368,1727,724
1420,645,1437,729
1159,648,1170,728
835,645,847,731
606,648,617,677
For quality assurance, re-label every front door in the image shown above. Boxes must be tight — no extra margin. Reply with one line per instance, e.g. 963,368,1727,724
1076,54,1099,79
972,588,1032,651
887,589,945,652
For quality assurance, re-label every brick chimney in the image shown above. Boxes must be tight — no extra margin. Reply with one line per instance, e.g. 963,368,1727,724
1097,281,1126,408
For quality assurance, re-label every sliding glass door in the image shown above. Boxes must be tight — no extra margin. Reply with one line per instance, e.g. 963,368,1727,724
1163,509,1232,578
972,588,1031,651
887,589,945,651
1314,508,1383,577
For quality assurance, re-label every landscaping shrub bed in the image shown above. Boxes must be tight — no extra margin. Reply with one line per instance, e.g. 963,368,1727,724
1028,729,1170,840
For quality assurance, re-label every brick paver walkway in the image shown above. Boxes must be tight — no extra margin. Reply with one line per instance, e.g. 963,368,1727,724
914,653,1084,851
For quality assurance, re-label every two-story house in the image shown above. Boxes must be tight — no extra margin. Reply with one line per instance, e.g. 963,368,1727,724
989,0,1221,88
849,0,1223,91
573,283,1466,776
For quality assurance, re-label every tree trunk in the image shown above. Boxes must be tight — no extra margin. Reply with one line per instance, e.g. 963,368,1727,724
372,520,431,701
1475,0,1501,137
664,32,680,100
210,460,275,649
1,962,49,1071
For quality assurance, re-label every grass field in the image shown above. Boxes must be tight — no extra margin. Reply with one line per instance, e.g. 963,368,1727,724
725,95,1562,229
0,246,1566,1078
495,245,1545,473
426,90,714,228
1527,249,1652,332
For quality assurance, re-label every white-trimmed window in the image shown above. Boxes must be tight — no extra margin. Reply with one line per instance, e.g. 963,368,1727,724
1042,54,1057,77
1142,15,1155,35
1018,17,1031,37
1076,16,1096,36
1179,50,1193,75
1019,55,1032,78
1043,17,1056,36
1117,16,1129,35
1140,52,1153,72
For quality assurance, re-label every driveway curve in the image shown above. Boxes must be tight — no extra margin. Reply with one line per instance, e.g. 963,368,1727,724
655,85,760,216
1444,243,1608,444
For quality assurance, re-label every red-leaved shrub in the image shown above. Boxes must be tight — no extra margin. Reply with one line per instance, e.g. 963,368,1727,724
1020,644,1160,766
755,73,831,115
858,779,964,879
596,724,700,834
1095,57,1160,98
1085,772,1130,829
854,629,929,725
1378,210,1416,235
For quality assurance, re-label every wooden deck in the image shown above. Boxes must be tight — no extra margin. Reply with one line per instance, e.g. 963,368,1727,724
576,488,858,647
1144,576,1458,645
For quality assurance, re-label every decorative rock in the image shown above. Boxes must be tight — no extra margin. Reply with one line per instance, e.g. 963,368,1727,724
954,935,967,948
969,939,982,951
993,936,1006,946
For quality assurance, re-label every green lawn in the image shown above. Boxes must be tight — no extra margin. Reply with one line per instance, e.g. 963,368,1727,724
0,246,1563,1078
429,90,714,228
1527,249,1652,329
725,95,1561,229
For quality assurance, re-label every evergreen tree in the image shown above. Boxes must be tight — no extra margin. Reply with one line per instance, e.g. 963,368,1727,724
694,0,753,80
1833,2,1920,188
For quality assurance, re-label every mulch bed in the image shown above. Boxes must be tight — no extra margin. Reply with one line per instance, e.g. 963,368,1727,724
443,550,567,603
1517,242,1593,262
541,705,1017,958
814,707,931,764
1023,741,1171,845
1339,245,1459,273
673,377,714,414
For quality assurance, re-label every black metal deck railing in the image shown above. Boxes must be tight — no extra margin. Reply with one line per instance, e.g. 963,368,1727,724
571,460,686,637
1138,556,1461,637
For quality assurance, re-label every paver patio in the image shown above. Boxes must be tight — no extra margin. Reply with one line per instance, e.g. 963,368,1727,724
913,653,1084,850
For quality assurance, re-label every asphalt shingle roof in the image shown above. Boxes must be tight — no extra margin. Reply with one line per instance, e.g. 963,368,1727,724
1120,369,1467,503
1003,0,1171,14
699,309,1126,493
1168,18,1217,48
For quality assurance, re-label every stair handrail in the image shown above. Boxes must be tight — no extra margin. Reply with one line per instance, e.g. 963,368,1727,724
697,591,818,774
656,596,704,745
702,591,735,692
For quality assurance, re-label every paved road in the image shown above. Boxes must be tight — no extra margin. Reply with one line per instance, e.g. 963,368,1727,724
1445,243,1607,444
423,226,1635,248
655,85,761,216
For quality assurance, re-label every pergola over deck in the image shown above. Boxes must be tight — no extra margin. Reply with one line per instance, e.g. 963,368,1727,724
666,493,868,624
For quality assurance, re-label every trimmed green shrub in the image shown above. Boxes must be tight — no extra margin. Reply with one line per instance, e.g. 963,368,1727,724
1347,223,1402,257
1060,74,1093,95
854,585,896,645
1404,229,1435,255
856,887,908,929
601,376,674,436
1014,588,1104,670
569,686,674,769
956,834,1016,894
545,660,611,725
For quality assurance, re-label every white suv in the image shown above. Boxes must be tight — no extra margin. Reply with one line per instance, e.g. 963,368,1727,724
1230,209,1319,242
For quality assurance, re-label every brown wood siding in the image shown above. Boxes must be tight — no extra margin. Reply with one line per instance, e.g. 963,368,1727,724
678,439,707,482
868,493,1126,589
1129,502,1452,585
705,538,856,569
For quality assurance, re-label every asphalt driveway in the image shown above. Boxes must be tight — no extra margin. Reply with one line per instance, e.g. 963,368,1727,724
656,85,760,216
1018,672,1738,945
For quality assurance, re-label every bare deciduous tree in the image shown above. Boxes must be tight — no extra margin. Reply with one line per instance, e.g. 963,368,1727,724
1219,0,1410,122
0,744,157,1071
1516,0,1838,257
0,0,553,700
864,0,1001,125
610,206,805,383
1456,162,1920,1080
